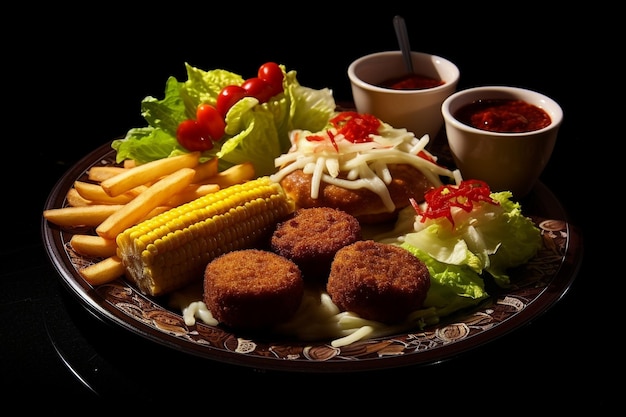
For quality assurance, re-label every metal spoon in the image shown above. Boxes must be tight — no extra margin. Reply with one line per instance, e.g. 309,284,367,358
393,15,414,74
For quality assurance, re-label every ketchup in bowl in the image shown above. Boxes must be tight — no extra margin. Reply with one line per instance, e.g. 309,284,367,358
379,73,445,90
453,99,551,133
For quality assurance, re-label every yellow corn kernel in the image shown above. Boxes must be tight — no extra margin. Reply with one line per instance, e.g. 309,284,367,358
116,176,294,297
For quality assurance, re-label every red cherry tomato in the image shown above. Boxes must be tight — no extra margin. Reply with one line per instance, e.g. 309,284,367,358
176,119,214,152
196,103,225,140
216,85,247,117
242,77,274,103
258,62,283,95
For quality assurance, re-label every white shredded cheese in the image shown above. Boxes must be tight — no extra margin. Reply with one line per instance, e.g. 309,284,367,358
269,116,460,211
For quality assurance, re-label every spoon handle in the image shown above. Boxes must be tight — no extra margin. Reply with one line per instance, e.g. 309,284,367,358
393,15,414,74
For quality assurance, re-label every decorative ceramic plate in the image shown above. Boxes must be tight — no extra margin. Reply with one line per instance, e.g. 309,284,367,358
42,141,583,372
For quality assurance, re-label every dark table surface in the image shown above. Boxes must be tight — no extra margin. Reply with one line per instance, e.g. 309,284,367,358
4,6,610,411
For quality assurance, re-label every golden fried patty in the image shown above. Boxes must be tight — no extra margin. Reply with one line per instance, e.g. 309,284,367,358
279,164,433,224
203,249,304,329
327,240,430,324
271,207,362,281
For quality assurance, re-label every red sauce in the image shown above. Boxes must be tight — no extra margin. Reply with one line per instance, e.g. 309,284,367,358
379,73,445,90
453,99,551,133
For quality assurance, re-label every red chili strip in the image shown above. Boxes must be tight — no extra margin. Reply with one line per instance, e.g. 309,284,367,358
417,150,436,163
330,112,381,143
416,180,499,226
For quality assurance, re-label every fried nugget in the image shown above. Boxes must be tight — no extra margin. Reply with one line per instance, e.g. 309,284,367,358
203,249,304,330
327,240,430,324
270,207,362,281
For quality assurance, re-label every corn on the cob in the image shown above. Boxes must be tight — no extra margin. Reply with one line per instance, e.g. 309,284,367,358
116,176,294,297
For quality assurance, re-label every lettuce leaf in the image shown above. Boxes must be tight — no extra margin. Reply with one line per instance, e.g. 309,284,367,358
401,244,489,316
482,192,544,286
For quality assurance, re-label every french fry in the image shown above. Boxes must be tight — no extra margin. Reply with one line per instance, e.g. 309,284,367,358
43,205,124,227
79,256,125,285
165,183,220,207
70,234,117,258
87,166,128,182
96,167,196,240
66,188,92,207
101,152,200,197
139,206,172,222
198,162,255,187
191,157,219,183
126,184,150,197
123,159,136,169
74,181,136,205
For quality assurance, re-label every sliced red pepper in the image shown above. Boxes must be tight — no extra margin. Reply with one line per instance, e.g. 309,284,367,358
305,111,381,149
327,130,339,152
329,112,381,143
416,179,499,226
417,150,435,163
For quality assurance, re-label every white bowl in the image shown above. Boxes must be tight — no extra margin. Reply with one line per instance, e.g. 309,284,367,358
442,86,563,198
348,51,460,140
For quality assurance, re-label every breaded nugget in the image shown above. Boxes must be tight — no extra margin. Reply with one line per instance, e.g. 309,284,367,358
203,249,304,329
327,240,430,324
270,207,362,281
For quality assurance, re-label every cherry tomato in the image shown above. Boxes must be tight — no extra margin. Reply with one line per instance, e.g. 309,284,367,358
242,77,274,104
216,85,247,117
196,103,225,140
176,119,214,152
258,62,283,95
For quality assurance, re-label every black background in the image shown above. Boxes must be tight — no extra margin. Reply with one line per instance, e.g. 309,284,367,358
4,4,609,411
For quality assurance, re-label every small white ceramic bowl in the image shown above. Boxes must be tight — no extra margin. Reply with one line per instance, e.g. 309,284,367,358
348,51,460,140
442,86,563,198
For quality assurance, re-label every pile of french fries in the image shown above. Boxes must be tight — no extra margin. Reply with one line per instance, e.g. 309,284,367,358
43,151,255,286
